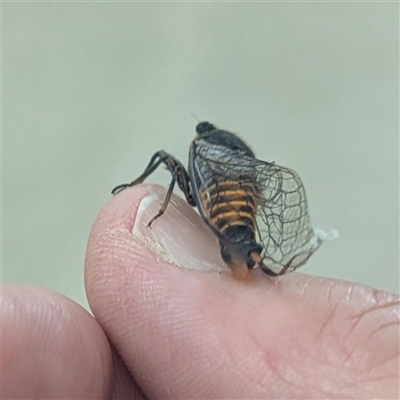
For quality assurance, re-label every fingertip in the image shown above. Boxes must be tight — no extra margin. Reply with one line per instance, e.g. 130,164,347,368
85,184,400,399
1,285,112,399
85,184,225,291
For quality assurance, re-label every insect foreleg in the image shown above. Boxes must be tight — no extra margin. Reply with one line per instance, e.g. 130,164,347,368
146,165,179,228
111,151,171,195
259,263,280,277
112,150,195,215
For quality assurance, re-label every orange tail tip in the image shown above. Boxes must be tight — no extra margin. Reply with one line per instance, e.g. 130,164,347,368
250,251,262,265
227,260,252,281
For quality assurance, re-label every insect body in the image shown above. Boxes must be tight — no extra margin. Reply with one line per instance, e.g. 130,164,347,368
112,122,325,280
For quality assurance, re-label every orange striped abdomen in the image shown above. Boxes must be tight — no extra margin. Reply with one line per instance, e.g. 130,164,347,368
200,180,258,237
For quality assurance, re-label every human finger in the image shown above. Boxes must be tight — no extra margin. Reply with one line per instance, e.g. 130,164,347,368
85,184,399,399
1,285,112,399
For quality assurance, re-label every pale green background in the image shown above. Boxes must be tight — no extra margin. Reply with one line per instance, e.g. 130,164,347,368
3,2,399,310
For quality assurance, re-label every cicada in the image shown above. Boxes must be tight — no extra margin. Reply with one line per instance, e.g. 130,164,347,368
112,122,326,280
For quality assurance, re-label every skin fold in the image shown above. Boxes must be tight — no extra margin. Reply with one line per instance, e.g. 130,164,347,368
2,184,399,399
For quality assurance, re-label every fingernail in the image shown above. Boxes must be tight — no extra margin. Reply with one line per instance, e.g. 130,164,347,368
133,190,226,272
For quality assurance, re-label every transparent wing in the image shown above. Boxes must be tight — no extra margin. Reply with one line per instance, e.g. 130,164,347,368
193,142,324,273
254,162,323,272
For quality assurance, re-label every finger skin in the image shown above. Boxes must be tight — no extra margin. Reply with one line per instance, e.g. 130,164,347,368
110,349,147,400
1,285,112,399
85,184,400,399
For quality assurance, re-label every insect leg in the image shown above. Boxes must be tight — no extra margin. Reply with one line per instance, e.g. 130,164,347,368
248,252,280,277
111,151,170,195
277,250,313,276
175,167,196,207
146,166,179,228
259,263,280,277
112,151,195,223
277,262,291,276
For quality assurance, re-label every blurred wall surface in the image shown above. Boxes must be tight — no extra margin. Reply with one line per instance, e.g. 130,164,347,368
3,3,399,309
